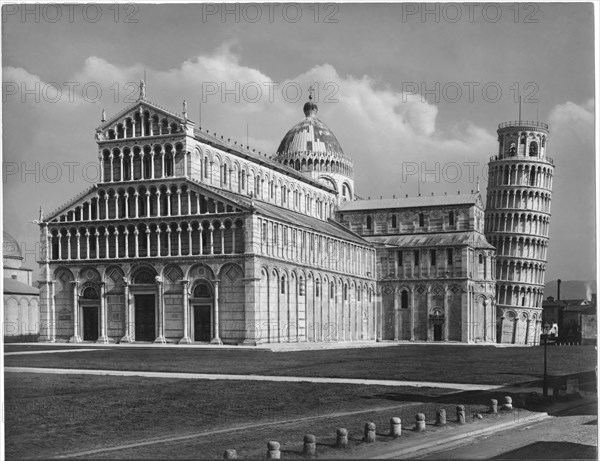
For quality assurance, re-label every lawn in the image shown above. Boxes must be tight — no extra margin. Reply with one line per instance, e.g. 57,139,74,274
4,373,455,459
4,344,597,385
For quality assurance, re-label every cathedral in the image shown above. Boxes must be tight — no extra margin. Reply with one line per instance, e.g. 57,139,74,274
34,83,553,346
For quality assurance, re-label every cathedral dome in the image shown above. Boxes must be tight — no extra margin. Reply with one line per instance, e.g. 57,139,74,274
274,94,353,182
3,231,22,260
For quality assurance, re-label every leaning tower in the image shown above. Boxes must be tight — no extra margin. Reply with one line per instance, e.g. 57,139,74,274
484,120,554,345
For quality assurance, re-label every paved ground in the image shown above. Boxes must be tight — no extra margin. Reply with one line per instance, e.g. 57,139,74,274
415,400,597,459
5,366,500,391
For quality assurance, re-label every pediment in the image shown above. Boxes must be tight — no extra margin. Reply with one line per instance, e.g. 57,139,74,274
44,178,251,224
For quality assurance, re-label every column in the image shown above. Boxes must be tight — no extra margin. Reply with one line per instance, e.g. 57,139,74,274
114,229,119,258
146,229,151,257
134,192,139,218
211,280,222,344
67,231,72,260
156,228,162,256
177,226,182,256
150,153,155,179
109,154,114,182
154,277,166,343
124,193,129,218
156,191,161,217
187,190,191,215
166,228,172,256
393,288,399,341
85,230,90,259
166,191,172,216
209,225,214,254
129,154,134,181
179,280,191,344
69,281,82,342
177,189,182,215
98,155,104,182
114,195,119,219
444,291,449,342
121,278,133,342
104,229,109,258
410,289,415,341
146,192,151,217
119,153,124,181
104,195,109,220
97,282,111,343
161,151,165,179
134,229,139,258
50,281,56,342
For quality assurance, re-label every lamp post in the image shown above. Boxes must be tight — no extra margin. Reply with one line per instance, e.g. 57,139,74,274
542,322,550,397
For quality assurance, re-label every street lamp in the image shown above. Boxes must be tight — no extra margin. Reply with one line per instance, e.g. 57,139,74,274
542,322,551,397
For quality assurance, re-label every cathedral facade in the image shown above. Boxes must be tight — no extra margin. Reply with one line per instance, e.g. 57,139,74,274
35,85,551,345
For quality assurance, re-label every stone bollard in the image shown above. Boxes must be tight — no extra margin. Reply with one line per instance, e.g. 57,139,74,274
303,434,316,457
390,417,402,437
436,409,447,425
502,396,513,410
364,422,376,443
267,441,280,459
415,413,426,432
336,428,348,448
456,405,466,424
489,399,498,414
223,449,237,459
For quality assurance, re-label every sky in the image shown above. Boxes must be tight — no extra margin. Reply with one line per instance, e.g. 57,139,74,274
1,2,596,284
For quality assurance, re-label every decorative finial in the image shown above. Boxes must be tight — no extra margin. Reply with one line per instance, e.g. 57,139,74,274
139,80,146,100
303,86,318,117
101,109,106,122
182,99,187,120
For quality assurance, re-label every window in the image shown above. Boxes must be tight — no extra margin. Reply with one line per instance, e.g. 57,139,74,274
430,250,436,266
357,286,361,301
419,213,425,228
391,214,397,228
447,248,453,265
449,211,455,226
520,134,526,144
414,250,420,266
299,277,305,296
330,282,335,299
262,222,267,242
316,280,320,297
397,250,403,266
529,142,538,157
281,276,285,294
509,143,516,156
343,284,348,301
223,165,227,185
401,290,409,309
479,254,483,264
366,216,372,230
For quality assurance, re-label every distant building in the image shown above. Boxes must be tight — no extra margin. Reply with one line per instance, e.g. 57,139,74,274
3,231,40,341
542,295,596,345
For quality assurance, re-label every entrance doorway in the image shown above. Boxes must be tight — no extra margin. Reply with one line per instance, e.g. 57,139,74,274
135,294,156,341
433,323,443,341
82,305,99,341
194,305,212,342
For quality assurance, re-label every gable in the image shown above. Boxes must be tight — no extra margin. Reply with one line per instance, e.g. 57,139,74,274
44,178,250,224
97,100,188,142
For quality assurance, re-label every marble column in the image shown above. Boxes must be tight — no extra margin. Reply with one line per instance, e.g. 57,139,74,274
120,278,133,343
98,282,111,343
179,280,192,344
69,281,82,343
210,280,223,344
154,277,166,343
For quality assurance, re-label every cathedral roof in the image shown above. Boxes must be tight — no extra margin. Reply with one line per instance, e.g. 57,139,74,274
276,115,345,158
3,231,22,260
3,278,39,295
366,231,495,249
273,94,353,172
339,193,483,211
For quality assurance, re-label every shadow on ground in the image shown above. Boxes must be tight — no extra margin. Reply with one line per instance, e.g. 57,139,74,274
492,441,597,459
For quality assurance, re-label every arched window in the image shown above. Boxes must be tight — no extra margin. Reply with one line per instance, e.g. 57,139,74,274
330,282,335,299
82,286,99,299
280,276,285,294
419,213,425,228
315,280,320,297
357,286,361,301
366,216,372,230
520,134,526,145
401,290,409,309
343,284,348,301
299,277,305,296
204,158,208,178
193,282,212,298
509,143,516,156
449,211,455,226
529,142,538,157
391,215,397,228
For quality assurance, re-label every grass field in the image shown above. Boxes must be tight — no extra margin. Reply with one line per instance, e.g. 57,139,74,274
4,344,597,385
5,373,458,459
4,344,596,458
